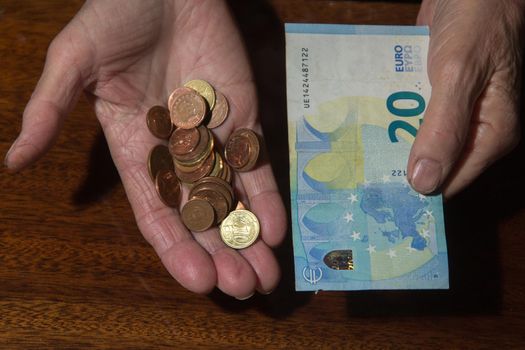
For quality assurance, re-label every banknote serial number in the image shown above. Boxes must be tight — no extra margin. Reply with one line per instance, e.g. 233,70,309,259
391,169,408,177
301,48,310,109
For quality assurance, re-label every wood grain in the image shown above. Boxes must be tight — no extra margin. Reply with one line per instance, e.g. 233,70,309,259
1,1,524,349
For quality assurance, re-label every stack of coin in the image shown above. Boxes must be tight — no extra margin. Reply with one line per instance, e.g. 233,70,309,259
145,79,261,248
224,128,260,172
169,126,231,184
182,176,234,231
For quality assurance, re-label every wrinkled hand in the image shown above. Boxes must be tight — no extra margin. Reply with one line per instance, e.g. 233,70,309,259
408,0,524,197
5,0,286,298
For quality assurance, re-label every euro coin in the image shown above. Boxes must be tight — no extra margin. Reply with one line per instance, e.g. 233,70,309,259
169,127,200,157
146,105,173,139
207,91,228,128
148,145,174,181
220,209,260,249
224,128,260,172
170,89,207,129
184,79,216,110
181,198,215,232
155,169,181,207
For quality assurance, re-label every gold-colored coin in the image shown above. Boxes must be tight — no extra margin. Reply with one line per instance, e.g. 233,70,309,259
184,79,216,110
219,209,259,249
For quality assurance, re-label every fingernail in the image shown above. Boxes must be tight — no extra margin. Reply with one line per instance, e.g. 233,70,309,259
235,292,254,301
411,158,441,194
4,139,18,168
261,289,274,295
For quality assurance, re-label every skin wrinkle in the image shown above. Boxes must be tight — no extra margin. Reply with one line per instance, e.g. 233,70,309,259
212,249,255,291
143,229,174,255
93,1,162,65
94,66,153,109
240,242,280,292
240,166,277,199
226,83,258,127
10,99,66,170
41,40,85,109
135,197,177,228
240,245,269,279
160,240,216,291
53,31,94,88
192,229,222,254
423,97,468,157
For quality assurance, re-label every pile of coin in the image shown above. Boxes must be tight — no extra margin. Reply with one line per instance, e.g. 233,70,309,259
225,128,260,172
145,79,261,249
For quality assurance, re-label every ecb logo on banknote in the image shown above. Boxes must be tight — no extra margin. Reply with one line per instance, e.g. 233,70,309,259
286,23,449,291
302,266,323,285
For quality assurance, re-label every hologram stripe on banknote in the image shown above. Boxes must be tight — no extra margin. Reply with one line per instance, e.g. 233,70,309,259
285,24,449,291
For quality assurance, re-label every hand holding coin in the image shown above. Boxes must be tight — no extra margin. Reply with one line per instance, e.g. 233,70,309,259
7,0,287,299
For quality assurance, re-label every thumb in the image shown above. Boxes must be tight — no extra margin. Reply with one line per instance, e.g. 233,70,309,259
416,0,437,26
5,28,93,172
408,46,490,194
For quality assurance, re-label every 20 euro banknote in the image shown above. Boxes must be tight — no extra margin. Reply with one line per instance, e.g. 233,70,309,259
285,24,449,291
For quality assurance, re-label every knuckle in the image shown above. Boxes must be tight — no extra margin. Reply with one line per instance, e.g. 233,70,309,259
46,30,92,79
430,54,483,95
431,56,468,85
46,35,71,63
427,124,464,154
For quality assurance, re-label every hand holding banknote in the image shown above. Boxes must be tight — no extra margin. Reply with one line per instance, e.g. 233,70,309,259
409,0,525,197
4,0,287,299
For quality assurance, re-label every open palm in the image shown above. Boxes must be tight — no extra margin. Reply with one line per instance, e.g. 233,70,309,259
6,0,287,298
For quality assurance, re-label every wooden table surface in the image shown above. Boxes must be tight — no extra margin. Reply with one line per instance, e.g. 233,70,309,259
1,1,525,349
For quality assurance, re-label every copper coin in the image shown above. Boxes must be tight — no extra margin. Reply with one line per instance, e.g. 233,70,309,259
175,151,215,184
170,89,207,129
194,176,234,199
181,198,215,232
169,127,200,156
190,176,233,211
172,125,210,164
155,169,181,207
148,145,174,181
224,128,260,172
168,87,193,113
179,129,214,167
207,91,229,129
146,106,173,139
191,187,229,223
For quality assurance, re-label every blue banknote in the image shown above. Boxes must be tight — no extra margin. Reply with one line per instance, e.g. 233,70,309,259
285,24,449,291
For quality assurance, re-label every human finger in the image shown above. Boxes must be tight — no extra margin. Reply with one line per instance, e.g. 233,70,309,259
192,227,258,299
442,80,521,197
5,31,93,171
